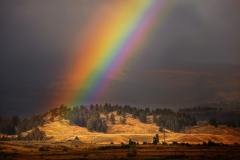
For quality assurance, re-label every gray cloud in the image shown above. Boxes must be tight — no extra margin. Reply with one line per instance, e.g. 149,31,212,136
101,63,240,108
1,0,240,117
133,0,240,68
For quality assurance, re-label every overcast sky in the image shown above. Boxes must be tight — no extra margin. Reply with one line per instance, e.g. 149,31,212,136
1,0,240,118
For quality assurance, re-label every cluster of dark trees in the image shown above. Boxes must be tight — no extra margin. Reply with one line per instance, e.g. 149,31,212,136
0,103,198,135
208,118,240,128
17,127,46,141
54,104,133,132
208,118,218,127
153,108,197,132
50,104,132,133
179,106,240,126
17,114,45,134
0,127,46,141
0,116,20,135
178,106,218,113
55,105,108,132
48,104,196,133
0,114,44,135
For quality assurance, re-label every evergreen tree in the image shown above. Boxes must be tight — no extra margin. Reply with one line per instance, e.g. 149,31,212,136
132,110,138,119
139,112,147,123
25,127,46,141
208,118,218,127
191,115,197,126
121,112,126,124
105,112,109,121
120,114,126,124
117,109,122,115
145,108,150,115
110,113,115,124
11,116,20,126
153,134,159,145
153,114,157,123
101,119,108,132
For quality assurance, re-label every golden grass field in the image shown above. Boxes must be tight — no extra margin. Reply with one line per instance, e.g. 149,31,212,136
1,139,240,159
1,112,240,159
39,112,240,145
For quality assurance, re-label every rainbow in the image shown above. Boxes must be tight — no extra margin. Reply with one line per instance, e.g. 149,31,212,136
56,0,175,107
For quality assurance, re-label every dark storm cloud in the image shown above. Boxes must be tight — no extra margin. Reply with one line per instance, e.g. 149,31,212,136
103,63,240,109
134,0,240,68
1,0,240,117
0,0,102,117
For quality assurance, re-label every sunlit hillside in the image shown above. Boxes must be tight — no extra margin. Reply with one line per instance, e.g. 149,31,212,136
38,112,240,145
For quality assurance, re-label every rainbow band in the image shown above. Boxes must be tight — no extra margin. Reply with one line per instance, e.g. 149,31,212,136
58,0,174,106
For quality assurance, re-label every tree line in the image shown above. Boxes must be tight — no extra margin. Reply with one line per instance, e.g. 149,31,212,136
53,103,197,133
179,106,240,123
1,103,197,135
153,108,196,132
208,117,240,128
178,106,218,113
0,114,44,135
0,127,46,141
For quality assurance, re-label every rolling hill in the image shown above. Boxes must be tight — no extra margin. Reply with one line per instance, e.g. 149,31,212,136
37,112,240,145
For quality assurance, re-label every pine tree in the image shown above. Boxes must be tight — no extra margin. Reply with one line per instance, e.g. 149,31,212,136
110,113,115,124
139,112,147,123
132,110,138,119
121,112,126,124
101,119,108,132
153,134,159,145
208,118,218,127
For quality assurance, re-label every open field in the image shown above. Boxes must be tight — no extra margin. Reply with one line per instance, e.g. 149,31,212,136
1,113,240,159
1,140,240,160
37,113,240,145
